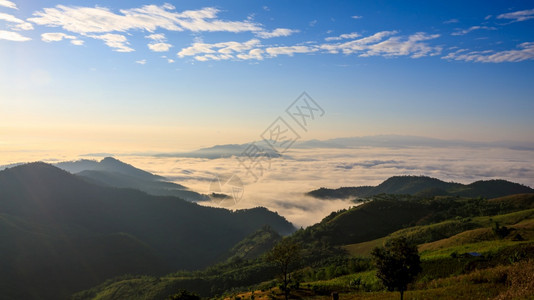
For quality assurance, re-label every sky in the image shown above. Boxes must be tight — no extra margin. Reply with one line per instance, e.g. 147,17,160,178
1,0,534,162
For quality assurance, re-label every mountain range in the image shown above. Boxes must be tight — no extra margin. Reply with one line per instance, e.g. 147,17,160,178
0,162,294,300
55,157,209,202
118,135,534,159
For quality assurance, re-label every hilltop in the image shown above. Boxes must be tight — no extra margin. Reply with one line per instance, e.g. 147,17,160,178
55,157,209,202
307,175,534,200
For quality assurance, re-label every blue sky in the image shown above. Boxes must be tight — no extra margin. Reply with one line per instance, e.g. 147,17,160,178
1,0,534,157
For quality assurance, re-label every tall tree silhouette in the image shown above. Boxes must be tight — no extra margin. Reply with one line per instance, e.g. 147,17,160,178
265,239,302,300
371,237,421,300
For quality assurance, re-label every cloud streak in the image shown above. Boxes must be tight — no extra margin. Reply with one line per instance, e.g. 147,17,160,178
255,28,298,38
451,26,496,36
0,0,16,10
88,33,134,52
443,42,534,63
0,12,33,30
0,29,30,41
28,4,261,34
497,9,534,23
177,31,442,61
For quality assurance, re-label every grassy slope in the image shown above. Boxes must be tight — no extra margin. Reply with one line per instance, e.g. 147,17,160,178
228,196,534,299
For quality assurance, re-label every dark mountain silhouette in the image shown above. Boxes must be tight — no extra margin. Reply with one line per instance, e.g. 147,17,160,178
56,157,162,181
307,175,534,199
55,157,208,202
0,163,294,300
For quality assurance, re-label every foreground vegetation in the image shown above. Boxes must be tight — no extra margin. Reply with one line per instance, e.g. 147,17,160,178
75,193,534,299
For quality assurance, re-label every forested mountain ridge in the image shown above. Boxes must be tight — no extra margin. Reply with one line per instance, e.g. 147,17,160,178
307,175,534,199
0,162,294,300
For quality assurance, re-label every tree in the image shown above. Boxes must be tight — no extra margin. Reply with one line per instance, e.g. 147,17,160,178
265,238,302,300
371,237,421,300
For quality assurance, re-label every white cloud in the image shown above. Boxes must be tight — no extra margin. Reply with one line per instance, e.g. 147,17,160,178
89,33,134,52
41,32,76,42
360,32,442,58
135,59,146,64
0,12,34,30
497,9,534,23
70,39,84,46
255,28,298,39
0,0,16,9
443,42,534,63
266,45,317,57
319,30,397,54
443,18,459,24
485,15,492,20
145,33,165,41
178,39,262,61
236,48,264,60
177,30,442,62
351,15,362,19
28,4,261,35
451,25,497,36
325,32,360,41
167,58,175,63
0,29,30,41
319,31,441,58
148,42,172,52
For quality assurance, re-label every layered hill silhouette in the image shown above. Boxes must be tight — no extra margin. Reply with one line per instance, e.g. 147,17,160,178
0,163,294,300
307,175,534,200
55,157,209,202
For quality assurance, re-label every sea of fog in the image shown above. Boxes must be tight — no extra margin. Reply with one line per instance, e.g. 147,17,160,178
110,146,534,228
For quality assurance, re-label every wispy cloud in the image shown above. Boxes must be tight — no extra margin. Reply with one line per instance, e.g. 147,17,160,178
360,32,442,58
266,45,317,57
497,9,534,23
319,31,441,58
451,25,496,36
443,42,534,63
0,29,30,41
0,0,17,10
41,32,83,46
145,33,165,41
443,18,459,24
88,33,134,52
0,12,33,30
351,15,362,19
177,31,442,62
135,59,146,65
255,28,298,39
324,32,360,41
178,39,262,61
28,4,261,35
